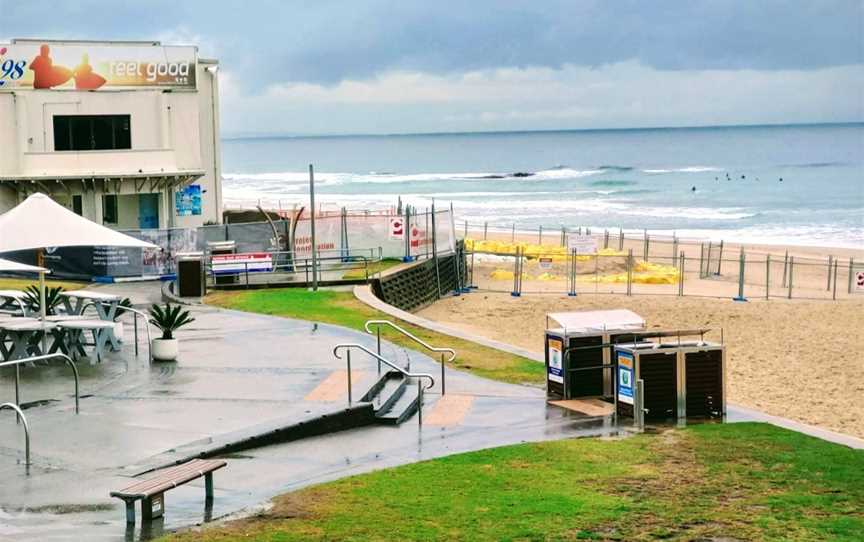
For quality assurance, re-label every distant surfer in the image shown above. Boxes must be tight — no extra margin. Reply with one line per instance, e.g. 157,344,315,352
779,177,783,182
691,186,697,192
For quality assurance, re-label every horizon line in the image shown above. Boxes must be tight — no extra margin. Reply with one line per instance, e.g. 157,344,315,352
221,120,864,142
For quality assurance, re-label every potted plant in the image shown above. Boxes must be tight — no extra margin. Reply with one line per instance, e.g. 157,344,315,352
148,303,195,362
112,298,133,342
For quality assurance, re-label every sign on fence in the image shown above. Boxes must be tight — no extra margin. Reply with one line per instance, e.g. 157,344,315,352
568,235,597,254
539,257,553,270
856,271,864,292
211,252,273,275
389,217,405,240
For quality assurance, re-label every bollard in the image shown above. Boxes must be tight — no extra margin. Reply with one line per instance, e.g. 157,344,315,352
765,255,771,300
716,240,724,275
833,260,839,300
483,222,488,240
733,248,747,301
627,249,633,296
787,256,794,299
827,256,833,291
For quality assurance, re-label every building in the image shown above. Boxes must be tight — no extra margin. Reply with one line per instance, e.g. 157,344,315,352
0,39,222,229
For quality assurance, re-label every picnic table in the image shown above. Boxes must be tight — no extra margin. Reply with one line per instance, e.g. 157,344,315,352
59,290,122,350
0,290,29,316
0,319,54,360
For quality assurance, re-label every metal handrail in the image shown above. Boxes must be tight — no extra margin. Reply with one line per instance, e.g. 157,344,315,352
0,403,30,469
81,302,153,363
333,343,435,424
0,353,80,414
364,320,455,394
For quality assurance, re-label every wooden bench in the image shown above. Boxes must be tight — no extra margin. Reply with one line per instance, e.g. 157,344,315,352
110,459,227,523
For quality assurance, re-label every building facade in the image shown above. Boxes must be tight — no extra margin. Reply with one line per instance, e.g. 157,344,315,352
0,39,222,229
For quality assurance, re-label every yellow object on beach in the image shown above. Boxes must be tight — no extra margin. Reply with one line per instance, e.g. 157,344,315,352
465,238,625,261
489,268,530,281
536,272,562,281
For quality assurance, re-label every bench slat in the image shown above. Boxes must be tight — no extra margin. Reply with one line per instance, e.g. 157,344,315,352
111,459,226,499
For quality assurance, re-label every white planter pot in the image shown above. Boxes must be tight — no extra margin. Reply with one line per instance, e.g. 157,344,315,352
152,338,179,361
113,322,125,343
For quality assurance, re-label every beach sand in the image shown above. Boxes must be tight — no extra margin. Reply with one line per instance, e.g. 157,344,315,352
418,292,864,439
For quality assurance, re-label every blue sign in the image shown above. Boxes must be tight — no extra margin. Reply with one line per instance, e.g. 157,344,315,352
176,184,202,216
617,352,634,405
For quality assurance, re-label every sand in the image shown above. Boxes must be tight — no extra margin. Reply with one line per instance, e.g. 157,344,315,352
418,292,864,439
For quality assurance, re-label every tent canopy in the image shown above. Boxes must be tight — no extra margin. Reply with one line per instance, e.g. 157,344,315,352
0,193,158,253
547,309,645,333
0,257,49,274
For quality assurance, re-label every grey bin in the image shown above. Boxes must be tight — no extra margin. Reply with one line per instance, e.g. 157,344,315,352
207,241,237,285
176,252,205,298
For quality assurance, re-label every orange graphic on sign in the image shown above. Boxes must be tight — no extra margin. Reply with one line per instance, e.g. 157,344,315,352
29,44,72,89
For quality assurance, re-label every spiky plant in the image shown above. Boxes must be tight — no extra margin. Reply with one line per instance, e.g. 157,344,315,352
23,285,65,316
114,298,134,321
148,303,195,340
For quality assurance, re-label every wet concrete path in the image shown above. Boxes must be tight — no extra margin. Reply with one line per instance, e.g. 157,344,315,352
0,283,624,541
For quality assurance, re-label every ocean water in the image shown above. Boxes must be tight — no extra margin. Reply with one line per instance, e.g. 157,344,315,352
222,123,864,248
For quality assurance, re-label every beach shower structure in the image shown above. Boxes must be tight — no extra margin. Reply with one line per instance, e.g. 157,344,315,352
544,310,646,401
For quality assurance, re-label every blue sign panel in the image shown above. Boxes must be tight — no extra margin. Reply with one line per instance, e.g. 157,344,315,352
617,352,634,405
176,184,202,216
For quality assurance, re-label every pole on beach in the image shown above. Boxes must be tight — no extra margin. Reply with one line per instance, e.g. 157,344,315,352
618,228,624,251
672,236,678,267
451,202,462,296
827,256,833,291
678,252,685,296
511,223,516,243
765,255,771,300
463,220,468,239
568,248,577,296
309,164,318,292
705,242,713,278
560,227,566,247
733,247,747,301
849,258,855,294
511,247,522,297
787,256,794,299
483,221,488,240
716,240,724,276
699,243,705,279
643,230,649,262
782,250,789,287
431,201,441,299
627,249,633,296
603,229,609,249
538,225,543,245
832,259,839,300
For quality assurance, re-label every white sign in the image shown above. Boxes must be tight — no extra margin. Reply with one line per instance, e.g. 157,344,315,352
617,352,634,405
538,257,553,270
212,252,273,275
547,337,564,384
389,217,405,240
567,235,597,255
856,271,864,292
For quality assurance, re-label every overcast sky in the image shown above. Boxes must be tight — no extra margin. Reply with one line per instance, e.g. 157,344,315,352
4,0,863,136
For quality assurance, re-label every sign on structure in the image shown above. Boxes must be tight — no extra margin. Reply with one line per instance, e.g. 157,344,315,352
538,257,553,270
567,234,598,254
0,40,197,90
389,217,404,240
547,337,564,384
617,352,634,405
211,253,273,275
856,270,864,292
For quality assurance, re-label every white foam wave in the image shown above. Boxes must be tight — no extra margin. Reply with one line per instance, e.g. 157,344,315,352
642,166,723,174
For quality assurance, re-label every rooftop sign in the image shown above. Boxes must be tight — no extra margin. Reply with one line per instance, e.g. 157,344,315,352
0,41,197,91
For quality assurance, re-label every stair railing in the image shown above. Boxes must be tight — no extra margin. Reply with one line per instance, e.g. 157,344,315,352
0,353,80,416
364,320,456,395
333,343,435,424
0,403,30,471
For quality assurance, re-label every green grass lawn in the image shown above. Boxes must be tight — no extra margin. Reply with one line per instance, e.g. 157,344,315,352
341,258,403,280
205,288,543,385
161,423,864,541
0,277,86,291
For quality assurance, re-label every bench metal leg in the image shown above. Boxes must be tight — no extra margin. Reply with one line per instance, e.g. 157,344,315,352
124,500,136,524
142,493,164,521
205,472,214,500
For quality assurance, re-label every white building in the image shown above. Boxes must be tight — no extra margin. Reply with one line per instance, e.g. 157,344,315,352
0,39,222,229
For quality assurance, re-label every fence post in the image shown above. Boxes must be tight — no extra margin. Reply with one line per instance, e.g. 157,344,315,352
464,220,468,239
787,256,794,299
827,256,833,291
699,243,705,279
849,258,855,294
733,247,747,301
782,250,789,287
705,241,713,278
716,240,724,275
643,230,648,261
603,229,609,249
483,221,488,240
618,228,624,251
627,249,633,296
678,252,685,296
511,247,521,297
568,248,577,296
560,226,566,247
594,252,599,293
635,379,645,429
832,259,839,300
511,223,516,243
765,254,771,300
672,236,678,267
538,225,543,245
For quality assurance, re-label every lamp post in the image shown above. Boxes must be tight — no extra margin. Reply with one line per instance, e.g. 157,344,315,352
309,164,318,291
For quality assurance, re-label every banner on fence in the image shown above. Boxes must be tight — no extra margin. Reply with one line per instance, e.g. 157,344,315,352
568,235,597,254
211,252,273,275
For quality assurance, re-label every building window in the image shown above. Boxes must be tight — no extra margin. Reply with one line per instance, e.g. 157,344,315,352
102,194,118,225
72,195,83,216
53,115,131,151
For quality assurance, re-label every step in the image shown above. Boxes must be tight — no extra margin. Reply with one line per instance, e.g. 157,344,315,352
376,379,422,425
360,370,407,415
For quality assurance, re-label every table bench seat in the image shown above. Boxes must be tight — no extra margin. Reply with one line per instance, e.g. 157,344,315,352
111,459,227,523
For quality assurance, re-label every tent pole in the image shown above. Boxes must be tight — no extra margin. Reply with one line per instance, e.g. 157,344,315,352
39,250,48,351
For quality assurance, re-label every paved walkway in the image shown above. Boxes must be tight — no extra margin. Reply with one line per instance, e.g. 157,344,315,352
0,282,622,541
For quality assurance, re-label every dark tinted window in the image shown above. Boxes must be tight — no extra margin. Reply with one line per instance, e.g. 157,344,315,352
53,115,131,151
102,194,118,224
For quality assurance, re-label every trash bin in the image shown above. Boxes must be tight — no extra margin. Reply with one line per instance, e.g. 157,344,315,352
614,336,725,421
176,252,205,298
207,241,237,285
545,310,645,401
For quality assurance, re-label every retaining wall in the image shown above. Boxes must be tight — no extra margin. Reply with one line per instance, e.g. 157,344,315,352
372,244,466,312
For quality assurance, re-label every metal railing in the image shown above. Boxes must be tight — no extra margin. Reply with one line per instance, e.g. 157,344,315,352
81,302,153,363
0,353,80,415
333,343,435,424
364,320,456,395
0,403,30,470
